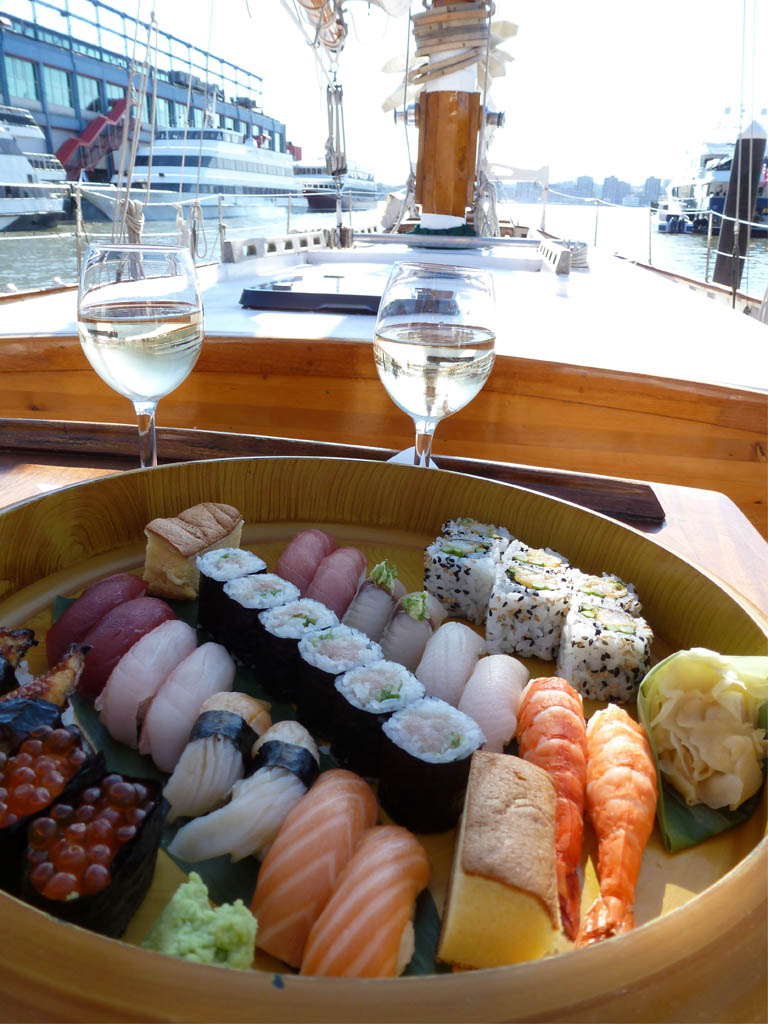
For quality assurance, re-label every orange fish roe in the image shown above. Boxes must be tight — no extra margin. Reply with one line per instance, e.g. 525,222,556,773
0,727,88,828
26,774,156,901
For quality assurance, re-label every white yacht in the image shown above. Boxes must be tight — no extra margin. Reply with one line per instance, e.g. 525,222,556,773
0,107,67,232
292,159,380,212
80,125,307,222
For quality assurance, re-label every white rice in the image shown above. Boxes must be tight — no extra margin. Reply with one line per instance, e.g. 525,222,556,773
382,696,485,764
223,573,299,610
298,625,383,675
335,661,425,714
259,599,338,639
197,548,266,582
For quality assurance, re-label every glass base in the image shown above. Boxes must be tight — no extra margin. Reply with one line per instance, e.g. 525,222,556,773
386,447,439,469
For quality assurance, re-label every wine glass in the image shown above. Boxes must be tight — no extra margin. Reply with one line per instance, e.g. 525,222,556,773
77,243,203,468
373,262,495,467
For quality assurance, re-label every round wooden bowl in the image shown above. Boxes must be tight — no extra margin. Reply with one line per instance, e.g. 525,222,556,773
0,458,765,1023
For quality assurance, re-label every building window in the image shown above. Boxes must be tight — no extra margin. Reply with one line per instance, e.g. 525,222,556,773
5,56,39,101
42,66,74,108
154,97,171,127
78,74,101,113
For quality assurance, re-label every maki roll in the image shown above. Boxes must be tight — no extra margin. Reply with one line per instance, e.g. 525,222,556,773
379,697,485,833
570,572,642,617
21,773,167,938
196,548,266,641
163,692,272,823
556,601,653,702
295,625,383,737
342,560,403,641
424,531,505,625
257,599,339,701
219,574,300,666
331,662,425,777
0,629,37,695
442,517,512,553
379,592,434,672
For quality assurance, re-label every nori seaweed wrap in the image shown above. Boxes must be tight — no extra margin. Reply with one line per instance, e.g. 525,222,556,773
219,574,300,667
378,697,485,833
196,548,266,641
331,662,424,777
257,599,338,701
0,715,105,895
0,629,37,695
21,773,167,938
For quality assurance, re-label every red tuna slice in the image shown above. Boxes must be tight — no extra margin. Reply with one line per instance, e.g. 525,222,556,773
276,529,338,596
46,573,147,667
78,597,176,699
306,547,368,618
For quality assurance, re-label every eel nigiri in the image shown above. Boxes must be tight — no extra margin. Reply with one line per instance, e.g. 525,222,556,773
379,592,433,672
95,619,198,747
46,573,147,667
251,768,378,968
517,676,587,939
167,720,320,863
342,560,400,640
415,621,486,706
300,825,430,977
163,692,272,823
306,547,367,618
139,642,235,773
276,529,337,596
458,654,529,752
78,596,176,699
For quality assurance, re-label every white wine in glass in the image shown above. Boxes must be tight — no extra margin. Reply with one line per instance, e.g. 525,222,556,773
373,262,495,467
78,244,203,468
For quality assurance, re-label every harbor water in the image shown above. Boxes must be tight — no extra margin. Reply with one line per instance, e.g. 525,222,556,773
1,200,767,300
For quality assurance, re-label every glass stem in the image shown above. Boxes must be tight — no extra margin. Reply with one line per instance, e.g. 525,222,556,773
413,420,437,468
134,401,158,469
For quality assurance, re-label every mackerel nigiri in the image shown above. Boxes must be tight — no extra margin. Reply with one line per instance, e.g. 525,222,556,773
251,769,378,968
306,547,367,618
276,529,337,596
415,621,485,706
167,720,320,863
300,825,430,977
342,560,400,640
139,642,235,772
458,654,529,752
163,692,272,823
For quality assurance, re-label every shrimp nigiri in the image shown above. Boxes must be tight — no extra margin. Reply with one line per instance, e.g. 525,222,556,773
516,676,587,940
300,825,430,977
575,704,658,947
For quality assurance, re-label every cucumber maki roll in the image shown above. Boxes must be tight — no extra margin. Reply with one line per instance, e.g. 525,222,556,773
219,574,300,667
441,517,512,554
196,548,266,640
424,535,502,626
296,625,382,737
569,572,642,617
331,661,425,777
378,697,485,833
21,773,167,938
257,599,339,701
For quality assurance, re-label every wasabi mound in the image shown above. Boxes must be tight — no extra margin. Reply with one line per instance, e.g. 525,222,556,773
142,872,257,969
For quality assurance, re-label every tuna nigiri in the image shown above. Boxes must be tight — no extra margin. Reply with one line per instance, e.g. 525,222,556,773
163,692,272,823
276,529,337,596
306,547,367,618
300,825,431,977
415,621,486,706
139,642,235,772
78,596,176,699
458,654,529,752
95,619,198,747
167,720,320,863
251,769,378,968
45,572,147,667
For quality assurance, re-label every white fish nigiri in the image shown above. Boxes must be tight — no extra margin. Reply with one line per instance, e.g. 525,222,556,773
458,654,529,753
342,560,400,640
415,621,485,706
379,592,433,672
95,619,198,747
425,592,448,630
139,642,236,772
167,720,320,863
163,692,273,823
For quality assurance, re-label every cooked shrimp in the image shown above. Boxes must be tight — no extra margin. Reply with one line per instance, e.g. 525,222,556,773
516,676,587,940
575,704,657,948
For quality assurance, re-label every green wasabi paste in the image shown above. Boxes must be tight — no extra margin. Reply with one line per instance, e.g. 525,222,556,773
142,872,258,970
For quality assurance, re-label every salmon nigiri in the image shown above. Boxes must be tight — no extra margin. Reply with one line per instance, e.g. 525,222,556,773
251,769,377,968
300,825,430,978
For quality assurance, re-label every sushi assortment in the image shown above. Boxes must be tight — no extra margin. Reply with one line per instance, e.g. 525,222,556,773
4,501,748,981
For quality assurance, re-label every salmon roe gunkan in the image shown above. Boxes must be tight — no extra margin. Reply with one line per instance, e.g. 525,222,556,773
0,726,88,828
25,774,155,901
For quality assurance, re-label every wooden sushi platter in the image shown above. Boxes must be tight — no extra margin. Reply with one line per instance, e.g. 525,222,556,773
0,456,765,1022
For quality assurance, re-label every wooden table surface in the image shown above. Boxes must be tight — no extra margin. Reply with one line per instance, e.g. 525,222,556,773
0,419,766,619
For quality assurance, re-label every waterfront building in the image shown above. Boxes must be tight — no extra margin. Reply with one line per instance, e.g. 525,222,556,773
643,176,661,204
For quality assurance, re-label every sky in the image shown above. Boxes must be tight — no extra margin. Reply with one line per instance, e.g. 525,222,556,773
139,0,766,186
